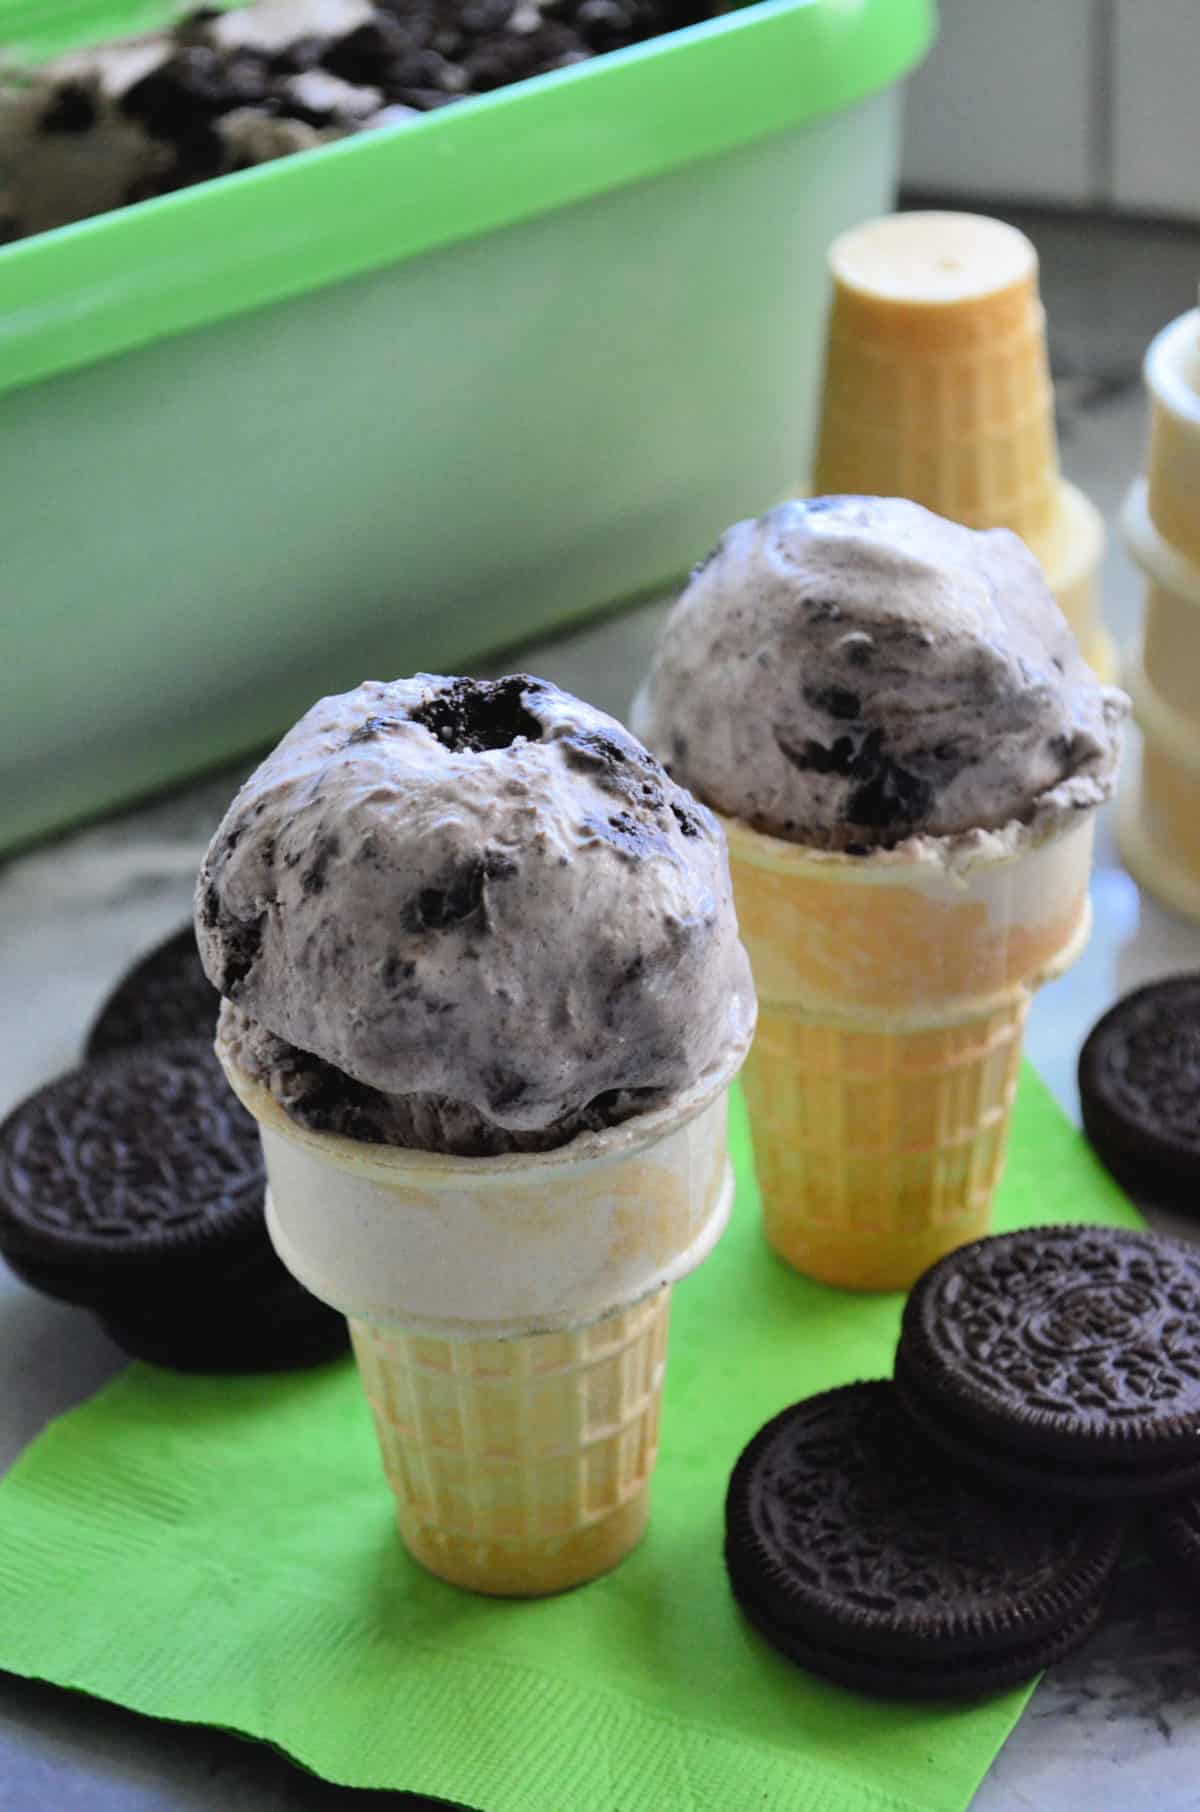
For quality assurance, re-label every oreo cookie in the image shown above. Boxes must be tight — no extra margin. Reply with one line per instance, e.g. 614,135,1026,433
84,923,219,1061
0,1040,346,1372
1078,976,1200,1210
725,1383,1122,1698
894,1226,1200,1501
1148,1495,1200,1597
98,1278,347,1373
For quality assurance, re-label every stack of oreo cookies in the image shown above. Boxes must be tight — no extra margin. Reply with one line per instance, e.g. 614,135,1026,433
0,928,347,1372
726,1221,1200,1698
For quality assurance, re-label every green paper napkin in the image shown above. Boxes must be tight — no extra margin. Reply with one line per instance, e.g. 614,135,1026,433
0,1071,1140,1812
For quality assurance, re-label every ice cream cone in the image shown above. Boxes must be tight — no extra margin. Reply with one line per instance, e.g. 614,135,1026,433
349,1296,669,1596
1141,307,1200,569
807,211,1115,678
217,1036,746,1595
722,812,1095,1293
1119,305,1200,924
1119,727,1200,925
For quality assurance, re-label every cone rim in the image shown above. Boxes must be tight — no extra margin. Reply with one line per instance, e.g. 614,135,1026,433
717,799,1097,882
1143,307,1200,430
217,1010,752,1187
827,211,1038,312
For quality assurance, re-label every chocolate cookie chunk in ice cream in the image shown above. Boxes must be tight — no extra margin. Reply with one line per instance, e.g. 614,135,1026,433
196,674,754,1154
1,0,723,243
0,0,376,241
633,495,1126,852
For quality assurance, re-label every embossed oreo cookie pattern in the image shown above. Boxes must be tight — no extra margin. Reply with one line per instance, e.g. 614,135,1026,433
723,1381,1124,1696
1078,975,1200,1210
895,1226,1200,1500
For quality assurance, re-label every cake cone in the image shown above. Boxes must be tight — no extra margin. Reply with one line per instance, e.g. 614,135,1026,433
350,1296,669,1597
218,1035,747,1596
1119,304,1200,923
1141,306,1200,568
723,812,1095,1293
809,210,1115,679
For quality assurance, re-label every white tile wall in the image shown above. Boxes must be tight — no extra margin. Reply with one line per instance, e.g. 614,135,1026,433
901,0,1200,221
902,0,1097,206
1112,0,1200,218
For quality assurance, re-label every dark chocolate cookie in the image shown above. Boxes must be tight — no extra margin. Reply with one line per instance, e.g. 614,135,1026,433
894,1226,1200,1500
724,1383,1122,1698
0,1040,263,1284
1078,976,1200,1210
1148,1495,1200,1597
0,1040,347,1372
98,1278,349,1374
84,924,219,1061
91,1219,350,1372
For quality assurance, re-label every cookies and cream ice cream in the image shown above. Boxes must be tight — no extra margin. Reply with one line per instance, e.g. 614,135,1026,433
633,495,1127,853
1,0,717,243
0,0,417,242
197,673,754,1155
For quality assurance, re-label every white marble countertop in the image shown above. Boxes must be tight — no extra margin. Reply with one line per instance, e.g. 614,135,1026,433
4,206,1200,1811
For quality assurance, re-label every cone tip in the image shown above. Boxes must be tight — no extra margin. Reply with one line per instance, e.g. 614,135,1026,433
829,211,1037,309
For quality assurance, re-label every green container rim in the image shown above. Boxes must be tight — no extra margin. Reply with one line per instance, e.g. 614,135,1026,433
0,0,933,397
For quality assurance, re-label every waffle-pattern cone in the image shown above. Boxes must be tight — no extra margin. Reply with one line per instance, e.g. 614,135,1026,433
218,1034,747,1595
350,1293,670,1596
1119,307,1200,922
745,997,1029,1292
725,813,1095,1292
808,210,1114,676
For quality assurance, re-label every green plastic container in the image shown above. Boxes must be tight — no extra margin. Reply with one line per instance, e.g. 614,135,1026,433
0,0,932,852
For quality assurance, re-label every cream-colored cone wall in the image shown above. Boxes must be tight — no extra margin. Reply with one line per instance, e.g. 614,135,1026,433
1120,306,1200,924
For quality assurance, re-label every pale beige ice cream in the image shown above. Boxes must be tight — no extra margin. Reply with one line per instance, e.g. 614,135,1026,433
633,495,1127,853
197,673,754,1154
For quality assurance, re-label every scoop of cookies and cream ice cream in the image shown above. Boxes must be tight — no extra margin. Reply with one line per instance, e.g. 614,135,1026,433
197,674,754,1155
632,495,1127,853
